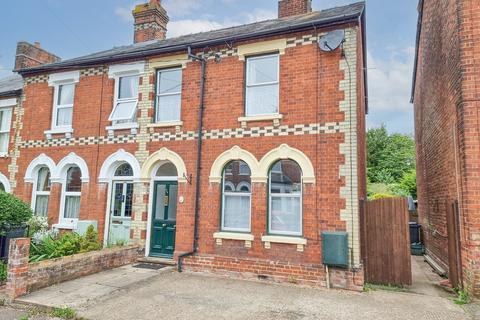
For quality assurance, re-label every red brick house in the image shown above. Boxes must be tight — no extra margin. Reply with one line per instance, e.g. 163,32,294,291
412,0,480,296
0,0,367,290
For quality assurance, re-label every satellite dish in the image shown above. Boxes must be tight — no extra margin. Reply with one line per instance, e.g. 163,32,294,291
319,30,345,52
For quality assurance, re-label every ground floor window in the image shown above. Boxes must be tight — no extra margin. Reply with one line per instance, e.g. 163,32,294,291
63,166,82,219
268,159,302,236
33,166,51,217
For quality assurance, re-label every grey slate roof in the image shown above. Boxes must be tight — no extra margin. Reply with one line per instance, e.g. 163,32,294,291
19,1,365,74
0,74,23,96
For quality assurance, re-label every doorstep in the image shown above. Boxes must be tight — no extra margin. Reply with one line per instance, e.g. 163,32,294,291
137,257,176,266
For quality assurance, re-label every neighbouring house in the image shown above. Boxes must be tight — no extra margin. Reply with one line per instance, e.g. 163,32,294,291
0,0,367,290
412,0,480,296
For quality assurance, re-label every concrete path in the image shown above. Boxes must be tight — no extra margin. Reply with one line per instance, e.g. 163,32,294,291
14,263,469,320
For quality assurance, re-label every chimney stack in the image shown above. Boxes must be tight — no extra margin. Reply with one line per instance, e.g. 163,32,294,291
278,0,312,18
132,0,169,43
14,41,61,71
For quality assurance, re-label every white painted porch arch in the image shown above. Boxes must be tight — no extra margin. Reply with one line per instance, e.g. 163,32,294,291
98,149,141,183
0,172,11,193
141,147,188,183
51,152,90,183
209,146,262,183
24,153,56,184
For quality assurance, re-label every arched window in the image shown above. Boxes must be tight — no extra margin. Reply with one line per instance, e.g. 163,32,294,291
156,162,178,177
221,160,251,232
33,167,51,217
269,160,302,236
0,183,5,192
62,166,82,219
115,163,134,177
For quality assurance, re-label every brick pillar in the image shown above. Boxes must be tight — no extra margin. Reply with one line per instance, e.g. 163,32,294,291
6,238,30,299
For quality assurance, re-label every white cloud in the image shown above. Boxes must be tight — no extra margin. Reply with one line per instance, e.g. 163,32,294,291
242,8,276,23
367,47,415,113
163,0,202,17
114,6,134,23
168,19,231,38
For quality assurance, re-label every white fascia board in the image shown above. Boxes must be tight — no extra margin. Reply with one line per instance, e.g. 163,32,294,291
108,62,145,78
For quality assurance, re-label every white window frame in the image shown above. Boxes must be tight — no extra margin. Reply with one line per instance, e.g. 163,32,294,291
107,62,145,133
245,53,280,117
58,166,82,228
109,75,139,124
155,67,182,123
47,71,80,137
31,167,51,217
0,106,13,157
268,165,303,237
221,163,252,233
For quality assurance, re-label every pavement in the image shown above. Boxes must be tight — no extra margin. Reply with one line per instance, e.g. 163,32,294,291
5,261,470,320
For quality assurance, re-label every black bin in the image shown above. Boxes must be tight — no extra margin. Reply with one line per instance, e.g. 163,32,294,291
0,224,28,261
409,222,421,244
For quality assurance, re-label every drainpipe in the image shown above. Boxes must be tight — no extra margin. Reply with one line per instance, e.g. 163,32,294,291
178,46,206,272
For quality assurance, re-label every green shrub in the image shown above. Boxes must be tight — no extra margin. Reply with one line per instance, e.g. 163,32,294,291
51,307,77,319
27,215,49,237
370,193,395,200
0,260,6,282
80,225,102,253
29,227,102,263
0,193,32,233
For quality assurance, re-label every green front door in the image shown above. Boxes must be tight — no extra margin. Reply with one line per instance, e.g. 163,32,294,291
150,181,177,257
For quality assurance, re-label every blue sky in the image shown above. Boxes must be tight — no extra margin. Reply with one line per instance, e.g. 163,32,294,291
0,0,418,134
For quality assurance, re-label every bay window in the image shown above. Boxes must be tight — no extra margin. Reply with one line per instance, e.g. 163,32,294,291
268,160,302,236
245,54,279,116
221,160,251,232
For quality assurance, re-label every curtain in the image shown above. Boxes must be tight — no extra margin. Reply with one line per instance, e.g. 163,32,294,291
157,94,181,122
223,195,250,230
270,195,301,234
35,195,49,217
64,195,80,218
56,107,73,126
0,133,8,153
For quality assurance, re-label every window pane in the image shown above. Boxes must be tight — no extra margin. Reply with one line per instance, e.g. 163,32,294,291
270,196,301,234
223,195,250,230
66,167,82,192
246,84,279,116
58,84,74,105
223,161,251,193
125,183,133,218
37,167,51,192
0,108,12,131
115,163,133,177
56,107,73,126
270,160,302,194
0,133,9,153
158,69,182,94
35,195,49,217
112,183,124,217
154,184,166,220
247,55,279,85
64,195,80,219
110,101,137,122
156,162,178,177
156,94,181,122
118,76,138,99
167,185,177,221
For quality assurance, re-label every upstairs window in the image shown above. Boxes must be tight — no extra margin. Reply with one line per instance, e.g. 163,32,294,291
156,68,182,122
245,54,279,116
62,166,82,220
0,107,12,155
109,75,139,125
33,167,51,217
221,160,251,232
269,160,302,236
53,83,74,129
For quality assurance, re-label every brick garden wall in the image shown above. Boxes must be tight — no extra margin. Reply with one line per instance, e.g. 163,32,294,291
5,238,141,299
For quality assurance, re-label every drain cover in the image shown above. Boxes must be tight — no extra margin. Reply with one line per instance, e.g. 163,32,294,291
133,263,167,270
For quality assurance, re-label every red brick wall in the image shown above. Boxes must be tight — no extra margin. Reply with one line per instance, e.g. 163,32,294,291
278,0,312,18
414,0,480,296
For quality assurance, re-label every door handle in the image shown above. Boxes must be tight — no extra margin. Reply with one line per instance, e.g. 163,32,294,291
162,223,167,227
164,196,169,206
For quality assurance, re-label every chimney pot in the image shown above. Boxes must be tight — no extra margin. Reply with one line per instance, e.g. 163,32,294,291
34,42,41,48
278,0,312,18
133,0,169,43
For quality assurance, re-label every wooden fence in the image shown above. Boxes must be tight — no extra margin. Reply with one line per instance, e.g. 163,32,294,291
360,197,412,286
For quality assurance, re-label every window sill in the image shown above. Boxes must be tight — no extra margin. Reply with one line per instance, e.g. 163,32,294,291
261,235,307,252
44,128,73,140
106,123,138,136
52,223,76,230
238,114,283,127
214,232,254,248
147,121,183,132
0,153,9,158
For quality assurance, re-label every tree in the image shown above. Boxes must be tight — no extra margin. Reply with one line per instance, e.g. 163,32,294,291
395,170,417,199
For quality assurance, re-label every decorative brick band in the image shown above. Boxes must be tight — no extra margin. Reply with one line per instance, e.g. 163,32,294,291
80,67,107,77
19,122,341,149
